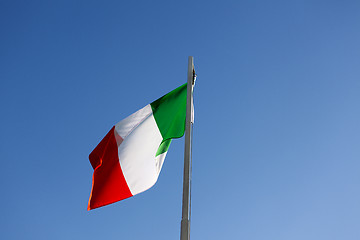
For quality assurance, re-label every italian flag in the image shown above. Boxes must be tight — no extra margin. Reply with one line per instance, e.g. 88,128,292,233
88,83,187,210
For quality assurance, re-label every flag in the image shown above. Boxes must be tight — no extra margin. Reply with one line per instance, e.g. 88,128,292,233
88,83,187,210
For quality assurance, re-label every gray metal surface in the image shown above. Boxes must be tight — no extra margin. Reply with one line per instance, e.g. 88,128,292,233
180,56,194,240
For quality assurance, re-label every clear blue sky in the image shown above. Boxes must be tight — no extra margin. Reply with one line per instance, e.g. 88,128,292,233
1,1,360,239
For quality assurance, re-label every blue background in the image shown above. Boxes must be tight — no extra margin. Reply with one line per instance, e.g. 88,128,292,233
1,1,360,239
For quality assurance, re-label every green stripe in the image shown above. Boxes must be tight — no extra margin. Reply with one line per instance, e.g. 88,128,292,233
155,139,172,156
151,83,187,156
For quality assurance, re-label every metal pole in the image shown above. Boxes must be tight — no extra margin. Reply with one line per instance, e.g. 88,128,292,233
180,56,194,240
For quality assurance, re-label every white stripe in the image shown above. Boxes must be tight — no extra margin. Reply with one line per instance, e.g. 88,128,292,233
116,112,163,195
115,104,153,139
155,152,167,176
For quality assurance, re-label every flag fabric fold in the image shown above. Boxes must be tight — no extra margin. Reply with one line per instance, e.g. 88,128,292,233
88,83,187,210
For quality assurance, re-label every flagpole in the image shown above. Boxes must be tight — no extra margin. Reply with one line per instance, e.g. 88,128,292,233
180,56,195,240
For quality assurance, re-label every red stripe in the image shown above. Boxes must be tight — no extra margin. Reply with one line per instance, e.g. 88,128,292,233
88,126,132,210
